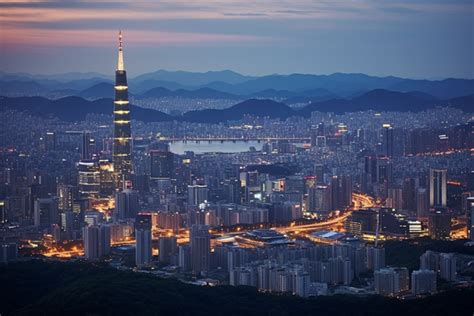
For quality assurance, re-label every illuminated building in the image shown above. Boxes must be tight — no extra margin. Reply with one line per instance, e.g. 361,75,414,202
98,160,115,197
78,160,100,198
81,132,96,160
428,209,451,239
150,150,174,179
429,169,447,208
135,213,152,268
113,31,133,190
467,197,474,241
0,200,6,224
57,184,75,212
411,269,437,295
190,224,210,276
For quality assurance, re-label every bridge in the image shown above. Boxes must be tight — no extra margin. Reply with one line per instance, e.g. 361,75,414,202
161,137,311,143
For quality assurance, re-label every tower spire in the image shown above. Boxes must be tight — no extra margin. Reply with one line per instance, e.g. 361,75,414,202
117,30,124,71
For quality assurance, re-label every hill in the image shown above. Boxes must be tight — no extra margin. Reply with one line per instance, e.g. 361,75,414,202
182,99,296,123
1,260,473,316
0,96,172,122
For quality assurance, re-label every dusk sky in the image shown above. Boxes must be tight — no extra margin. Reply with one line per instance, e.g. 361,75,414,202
0,0,472,78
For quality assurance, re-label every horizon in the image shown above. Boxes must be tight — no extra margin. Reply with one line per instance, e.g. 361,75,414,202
2,68,472,82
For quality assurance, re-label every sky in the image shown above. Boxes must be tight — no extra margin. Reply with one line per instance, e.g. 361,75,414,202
0,0,473,79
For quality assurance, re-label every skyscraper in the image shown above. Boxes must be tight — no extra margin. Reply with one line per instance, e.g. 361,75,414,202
381,124,394,158
135,213,152,268
429,169,447,208
190,224,210,276
113,31,133,190
150,150,174,179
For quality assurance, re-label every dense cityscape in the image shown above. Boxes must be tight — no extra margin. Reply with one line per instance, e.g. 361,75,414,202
1,1,474,315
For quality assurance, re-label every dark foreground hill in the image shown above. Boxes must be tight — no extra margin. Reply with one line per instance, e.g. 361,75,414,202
1,260,473,316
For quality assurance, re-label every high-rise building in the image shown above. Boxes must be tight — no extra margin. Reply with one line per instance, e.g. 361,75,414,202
34,197,58,227
428,209,451,239
158,236,177,263
467,197,474,241
83,224,111,260
135,213,152,268
98,160,115,197
77,160,100,198
190,224,210,276
115,189,139,220
439,253,456,281
57,184,75,211
416,188,429,218
187,184,209,206
367,246,386,271
374,268,400,296
81,132,96,160
150,150,174,179
429,169,447,208
381,124,394,158
411,269,437,295
113,31,133,190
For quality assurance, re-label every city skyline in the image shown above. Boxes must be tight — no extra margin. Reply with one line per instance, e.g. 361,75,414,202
1,0,473,79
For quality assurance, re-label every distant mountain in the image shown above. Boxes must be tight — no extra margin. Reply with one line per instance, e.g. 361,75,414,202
132,69,254,87
2,70,473,100
139,87,241,100
182,99,296,123
78,83,115,99
284,88,339,104
298,89,474,115
249,89,298,99
442,94,474,112
0,96,172,122
388,78,474,99
0,80,45,96
129,79,188,93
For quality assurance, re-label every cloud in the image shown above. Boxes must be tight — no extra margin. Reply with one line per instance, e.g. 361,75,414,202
0,28,271,47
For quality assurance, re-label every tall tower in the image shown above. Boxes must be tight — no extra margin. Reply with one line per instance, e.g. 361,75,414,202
429,169,447,208
113,31,133,190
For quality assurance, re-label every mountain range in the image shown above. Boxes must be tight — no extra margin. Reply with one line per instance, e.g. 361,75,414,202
1,70,473,100
1,89,472,124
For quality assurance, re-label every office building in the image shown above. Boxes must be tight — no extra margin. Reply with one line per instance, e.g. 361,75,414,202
190,224,210,276
135,213,152,268
115,189,139,220
187,184,209,206
158,235,177,263
429,169,447,208
150,150,174,179
374,268,400,296
439,253,456,281
83,224,111,260
34,197,58,227
411,269,437,295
